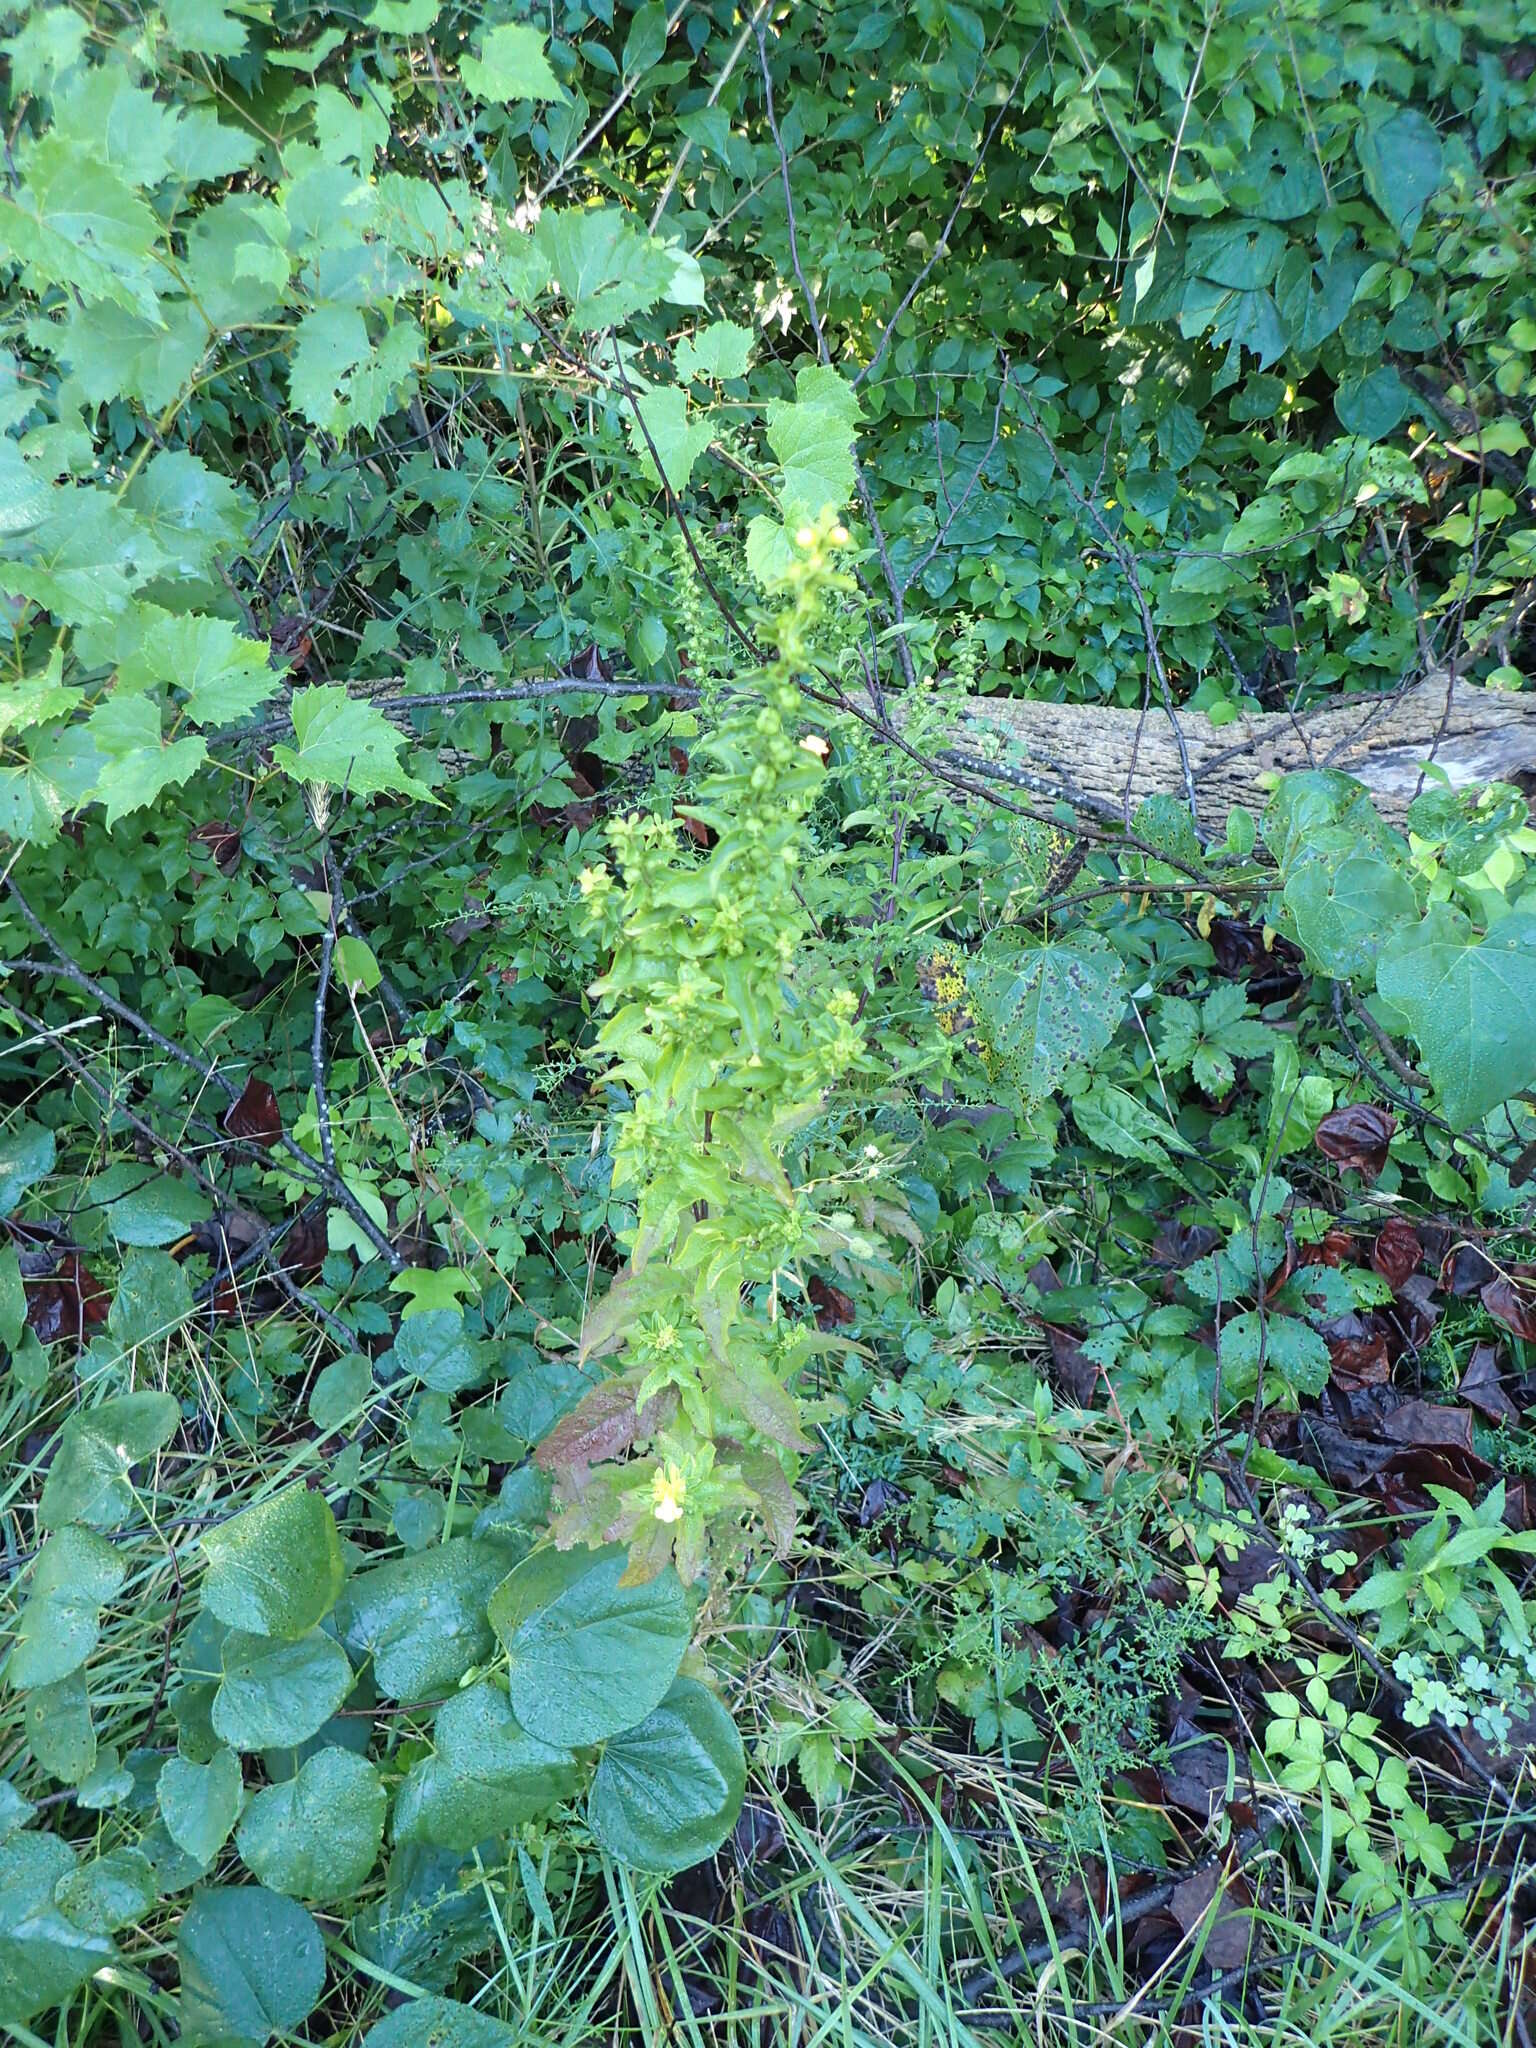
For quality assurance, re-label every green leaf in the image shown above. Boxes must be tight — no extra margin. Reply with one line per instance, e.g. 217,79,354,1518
1333,367,1412,442
107,1247,192,1350
0,1120,54,1214
1375,906,1536,1126
162,0,249,56
200,1485,345,1641
363,1997,518,2048
335,934,382,993
626,386,715,494
39,1391,180,1529
0,1784,32,1843
587,1679,745,1871
309,1354,373,1433
6,1527,126,1690
272,684,432,801
489,1544,690,1747
390,1682,577,1848
4,141,163,319
0,439,53,538
121,614,280,726
675,320,753,382
52,1847,157,1935
85,693,207,828
969,939,1126,1102
336,1538,506,1697
158,1747,243,1864
1218,1311,1331,1398
534,210,676,330
394,1309,488,1395
88,1162,213,1246
213,1628,354,1751
1072,1081,1193,1165
767,366,862,522
0,1834,114,2024
236,1748,385,1900
178,1886,325,2044
0,1248,19,1353
623,1,668,74
1357,109,1443,241
460,23,566,102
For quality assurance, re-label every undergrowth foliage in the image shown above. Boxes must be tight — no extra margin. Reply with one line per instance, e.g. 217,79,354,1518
0,0,1535,2040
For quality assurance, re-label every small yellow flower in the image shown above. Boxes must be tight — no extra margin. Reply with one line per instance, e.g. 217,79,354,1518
830,523,850,546
651,1462,687,1524
795,525,815,549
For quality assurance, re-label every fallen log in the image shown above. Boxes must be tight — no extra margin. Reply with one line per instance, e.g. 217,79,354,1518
932,673,1536,832
334,666,1535,835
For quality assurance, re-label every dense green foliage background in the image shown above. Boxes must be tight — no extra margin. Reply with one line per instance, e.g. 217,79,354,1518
3,0,1536,2039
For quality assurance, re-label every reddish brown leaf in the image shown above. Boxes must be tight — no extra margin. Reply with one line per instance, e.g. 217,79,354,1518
1327,1327,1391,1390
278,1212,327,1275
25,1255,109,1344
569,642,614,685
535,1380,674,1489
669,745,691,775
190,820,242,874
1302,1226,1358,1270
1169,1862,1253,1972
1459,1343,1518,1424
1378,1398,1475,1452
1158,1716,1237,1824
1047,1327,1098,1406
807,1275,855,1330
268,614,313,669
1372,1219,1422,1289
1314,1103,1396,1180
1441,1241,1498,1296
675,804,715,850
1388,1272,1441,1348
1209,915,1305,999
223,1077,283,1148
1483,1274,1536,1342
1151,1221,1221,1270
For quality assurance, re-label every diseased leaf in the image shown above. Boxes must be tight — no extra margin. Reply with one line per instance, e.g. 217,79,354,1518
39,1391,180,1528
213,1628,354,1751
363,1998,518,2048
0,1834,115,2024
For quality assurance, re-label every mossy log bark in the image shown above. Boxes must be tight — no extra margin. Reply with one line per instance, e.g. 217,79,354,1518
932,674,1536,830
